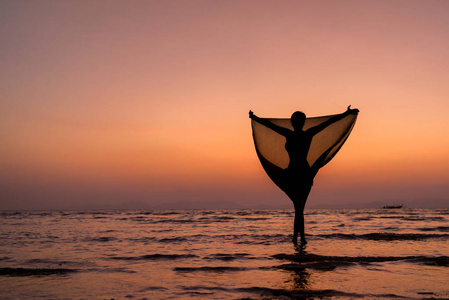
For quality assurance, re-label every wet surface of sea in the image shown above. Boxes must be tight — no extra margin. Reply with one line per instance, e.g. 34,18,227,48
1,209,448,299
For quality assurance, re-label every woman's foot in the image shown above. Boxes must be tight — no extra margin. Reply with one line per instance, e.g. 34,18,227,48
292,236,298,245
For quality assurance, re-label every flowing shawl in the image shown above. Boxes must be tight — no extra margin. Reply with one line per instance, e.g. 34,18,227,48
251,113,357,193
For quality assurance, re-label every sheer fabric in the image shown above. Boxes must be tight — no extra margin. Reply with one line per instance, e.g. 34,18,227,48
251,113,357,193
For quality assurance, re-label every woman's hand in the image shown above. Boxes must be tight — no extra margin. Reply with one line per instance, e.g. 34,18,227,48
249,110,254,119
346,105,359,115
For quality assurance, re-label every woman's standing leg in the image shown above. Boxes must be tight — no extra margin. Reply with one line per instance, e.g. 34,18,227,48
292,201,300,244
293,202,306,245
292,202,302,244
291,184,312,245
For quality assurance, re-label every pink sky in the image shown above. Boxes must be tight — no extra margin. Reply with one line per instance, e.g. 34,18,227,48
1,1,448,209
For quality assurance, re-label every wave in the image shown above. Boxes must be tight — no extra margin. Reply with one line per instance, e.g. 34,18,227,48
234,234,287,245
140,232,448,244
109,254,198,261
0,267,77,276
174,266,247,273
197,216,236,222
88,267,136,274
237,286,366,299
353,217,373,221
149,219,196,224
126,237,157,243
142,233,288,244
110,253,254,262
123,214,278,224
24,258,98,269
158,237,188,243
138,286,168,292
89,236,118,242
316,233,449,241
409,256,449,267
418,226,449,232
273,253,449,268
203,253,253,261
145,211,182,215
276,261,354,271
376,215,446,222
179,285,401,299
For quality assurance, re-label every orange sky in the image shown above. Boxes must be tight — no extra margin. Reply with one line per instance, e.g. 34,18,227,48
1,1,448,209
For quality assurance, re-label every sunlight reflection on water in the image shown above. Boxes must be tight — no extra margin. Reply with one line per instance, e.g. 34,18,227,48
0,209,448,299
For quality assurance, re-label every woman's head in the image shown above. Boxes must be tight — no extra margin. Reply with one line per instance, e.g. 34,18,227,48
291,111,306,130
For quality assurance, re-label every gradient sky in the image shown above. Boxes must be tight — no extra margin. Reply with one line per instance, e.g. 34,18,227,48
1,0,448,210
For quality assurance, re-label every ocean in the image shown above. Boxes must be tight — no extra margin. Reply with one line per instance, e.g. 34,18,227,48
1,209,448,299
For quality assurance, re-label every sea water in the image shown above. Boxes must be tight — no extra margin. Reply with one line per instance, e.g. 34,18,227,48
0,209,448,299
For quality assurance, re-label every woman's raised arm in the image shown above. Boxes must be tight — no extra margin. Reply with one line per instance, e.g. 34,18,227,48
307,106,358,136
249,110,291,137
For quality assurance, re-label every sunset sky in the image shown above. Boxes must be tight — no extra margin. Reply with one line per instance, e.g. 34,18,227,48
1,0,448,210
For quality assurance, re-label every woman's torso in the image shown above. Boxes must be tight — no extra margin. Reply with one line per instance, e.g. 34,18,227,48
285,130,312,171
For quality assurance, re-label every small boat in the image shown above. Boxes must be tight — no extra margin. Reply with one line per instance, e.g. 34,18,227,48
383,204,403,209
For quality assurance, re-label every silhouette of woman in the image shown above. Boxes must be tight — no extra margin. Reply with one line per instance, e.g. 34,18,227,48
249,106,359,244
